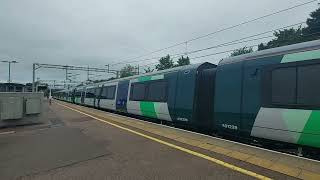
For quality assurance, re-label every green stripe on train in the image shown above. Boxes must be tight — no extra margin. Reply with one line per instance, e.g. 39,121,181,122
75,97,81,103
252,108,320,148
138,74,163,118
281,109,320,148
298,111,320,148
281,49,320,63
140,101,157,118
138,74,164,82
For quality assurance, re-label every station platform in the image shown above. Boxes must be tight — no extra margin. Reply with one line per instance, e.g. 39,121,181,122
0,100,319,179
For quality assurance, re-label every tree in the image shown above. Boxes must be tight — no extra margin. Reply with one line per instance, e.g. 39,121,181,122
120,64,135,78
144,67,154,73
258,28,303,51
303,7,320,41
107,77,117,81
258,7,320,51
176,56,190,67
92,79,105,83
155,55,174,70
230,47,253,57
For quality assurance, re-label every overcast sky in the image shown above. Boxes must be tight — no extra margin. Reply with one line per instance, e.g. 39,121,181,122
0,0,318,84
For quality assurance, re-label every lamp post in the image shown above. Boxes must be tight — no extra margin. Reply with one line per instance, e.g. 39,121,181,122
1,60,18,83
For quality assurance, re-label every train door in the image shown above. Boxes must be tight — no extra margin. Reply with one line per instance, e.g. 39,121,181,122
93,88,98,108
241,57,280,137
81,88,85,104
194,68,216,132
214,62,243,137
96,86,103,108
72,89,75,103
116,80,129,112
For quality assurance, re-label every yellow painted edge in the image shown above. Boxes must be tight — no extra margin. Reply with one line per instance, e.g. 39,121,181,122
55,102,272,180
57,101,318,179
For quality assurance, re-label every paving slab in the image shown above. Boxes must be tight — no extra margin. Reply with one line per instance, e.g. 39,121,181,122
0,126,107,180
56,100,320,180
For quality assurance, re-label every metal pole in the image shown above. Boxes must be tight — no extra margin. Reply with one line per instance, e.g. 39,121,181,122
87,66,89,81
65,68,67,88
65,68,68,81
32,63,36,92
8,62,11,83
185,41,188,56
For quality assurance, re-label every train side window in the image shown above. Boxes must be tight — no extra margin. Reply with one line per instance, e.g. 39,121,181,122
297,64,320,106
147,80,167,102
106,86,116,99
100,86,115,99
86,89,95,98
130,83,146,101
91,89,96,98
271,67,296,105
95,88,101,98
100,87,108,99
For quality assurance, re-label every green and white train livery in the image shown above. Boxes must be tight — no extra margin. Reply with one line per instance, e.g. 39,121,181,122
54,39,320,151
215,40,320,149
127,74,172,121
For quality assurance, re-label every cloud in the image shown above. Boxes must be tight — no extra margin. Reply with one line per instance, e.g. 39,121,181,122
0,0,318,83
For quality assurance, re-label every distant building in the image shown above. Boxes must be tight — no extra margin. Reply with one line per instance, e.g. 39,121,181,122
0,82,49,93
0,83,27,92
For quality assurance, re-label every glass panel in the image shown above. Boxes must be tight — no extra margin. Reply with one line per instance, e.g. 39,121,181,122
147,81,167,102
130,83,146,101
297,64,320,106
106,86,116,99
271,67,296,105
100,87,108,99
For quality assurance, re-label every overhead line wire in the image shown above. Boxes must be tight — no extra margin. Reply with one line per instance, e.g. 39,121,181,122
112,0,317,65
113,22,306,66
126,22,306,67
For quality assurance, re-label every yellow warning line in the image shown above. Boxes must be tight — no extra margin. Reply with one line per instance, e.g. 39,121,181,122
55,102,272,180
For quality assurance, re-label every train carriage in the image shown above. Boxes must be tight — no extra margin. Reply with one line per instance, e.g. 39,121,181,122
97,82,118,110
52,39,320,153
127,63,216,129
214,40,320,149
74,87,83,104
83,86,96,107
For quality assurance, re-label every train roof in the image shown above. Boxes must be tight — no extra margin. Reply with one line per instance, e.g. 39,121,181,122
79,62,216,88
53,89,70,93
219,39,320,65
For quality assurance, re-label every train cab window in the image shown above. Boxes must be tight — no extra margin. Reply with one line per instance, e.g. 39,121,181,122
130,83,146,101
297,64,320,106
147,80,167,102
271,67,296,105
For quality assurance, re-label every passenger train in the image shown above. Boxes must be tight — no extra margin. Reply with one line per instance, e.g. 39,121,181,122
53,40,320,155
